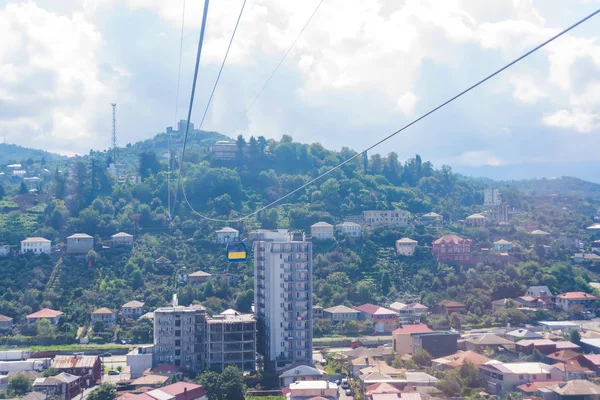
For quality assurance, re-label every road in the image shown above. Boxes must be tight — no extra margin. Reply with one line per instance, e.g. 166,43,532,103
339,385,353,400
100,355,130,383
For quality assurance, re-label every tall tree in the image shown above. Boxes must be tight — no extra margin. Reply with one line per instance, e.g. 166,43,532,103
248,136,258,157
139,152,161,179
257,136,267,154
8,375,32,396
19,181,27,194
221,366,246,400
236,135,246,161
87,383,117,400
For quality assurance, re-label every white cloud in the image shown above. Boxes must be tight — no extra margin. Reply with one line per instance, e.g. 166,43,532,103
542,109,600,133
396,92,418,116
456,151,506,167
509,77,546,103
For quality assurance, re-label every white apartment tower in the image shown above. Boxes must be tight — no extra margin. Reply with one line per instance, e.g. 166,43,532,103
254,231,313,371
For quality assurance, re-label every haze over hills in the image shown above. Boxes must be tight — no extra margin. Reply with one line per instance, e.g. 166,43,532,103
0,143,67,165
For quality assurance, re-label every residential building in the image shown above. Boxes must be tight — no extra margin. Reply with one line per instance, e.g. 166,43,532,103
0,244,9,257
111,232,133,246
421,212,442,225
538,321,581,331
395,238,418,256
435,300,467,314
545,380,600,400
431,235,472,263
346,346,393,361
515,339,566,355
122,301,145,320
20,237,51,255
310,222,334,240
592,240,600,254
412,331,459,358
0,315,13,331
127,345,154,379
465,213,486,227
555,292,599,312
51,355,101,387
201,312,257,372
493,239,512,252
90,308,117,327
253,231,313,371
464,334,514,353
392,324,433,356
531,229,551,236
27,308,63,324
363,210,410,229
154,305,205,370
248,229,291,242
313,305,323,318
587,223,600,237
155,256,171,265
188,271,212,286
215,227,239,244
581,354,600,376
572,253,600,264
354,304,399,333
389,302,428,324
127,382,207,400
32,373,81,400
144,363,184,380
288,381,338,400
552,358,594,380
278,364,324,387
336,222,362,238
66,234,93,254
478,361,563,395
208,141,250,161
432,350,491,370
526,286,554,302
323,305,360,323
506,329,543,342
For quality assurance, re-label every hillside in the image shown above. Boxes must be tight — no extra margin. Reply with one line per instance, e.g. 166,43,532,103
0,131,599,345
0,143,66,165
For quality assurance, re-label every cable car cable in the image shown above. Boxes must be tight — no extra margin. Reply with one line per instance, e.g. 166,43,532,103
176,6,600,224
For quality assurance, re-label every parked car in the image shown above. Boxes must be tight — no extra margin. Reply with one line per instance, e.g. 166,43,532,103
341,379,349,389
345,389,352,396
383,343,392,347
100,353,112,358
108,370,120,376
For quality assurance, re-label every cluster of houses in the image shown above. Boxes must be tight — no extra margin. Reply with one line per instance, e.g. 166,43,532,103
0,163,49,188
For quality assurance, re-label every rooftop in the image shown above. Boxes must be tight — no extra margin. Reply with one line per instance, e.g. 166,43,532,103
0,314,13,322
396,237,417,243
548,380,600,396
436,300,466,308
311,221,333,227
494,239,512,245
112,232,133,238
516,381,564,393
506,329,542,339
153,382,205,397
433,235,470,245
188,270,212,277
216,227,238,233
481,361,556,375
91,307,117,315
154,256,171,263
27,308,63,319
52,355,98,369
365,383,401,395
21,237,51,243
279,365,323,378
131,374,169,387
556,291,598,300
122,300,145,308
323,305,358,314
289,380,338,390
466,213,485,219
466,334,514,346
67,233,93,239
432,351,491,368
392,324,432,336
530,229,550,235
337,222,361,227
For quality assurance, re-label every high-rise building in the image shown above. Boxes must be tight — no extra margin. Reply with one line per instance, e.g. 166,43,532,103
254,231,313,371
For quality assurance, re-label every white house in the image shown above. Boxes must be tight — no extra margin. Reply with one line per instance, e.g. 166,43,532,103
111,232,134,246
21,237,51,255
278,365,324,387
396,238,418,256
215,227,239,244
363,210,410,229
336,222,362,238
66,233,94,254
310,222,334,240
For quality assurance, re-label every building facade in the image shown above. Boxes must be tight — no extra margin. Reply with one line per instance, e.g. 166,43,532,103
363,210,410,229
412,331,459,358
66,234,94,254
111,232,133,246
201,313,256,372
310,222,334,240
215,227,239,244
323,305,360,323
432,235,472,263
122,301,145,320
493,239,512,252
335,222,362,238
555,292,599,312
0,315,13,331
90,308,118,327
51,356,101,387
395,238,418,256
254,231,313,371
21,237,51,255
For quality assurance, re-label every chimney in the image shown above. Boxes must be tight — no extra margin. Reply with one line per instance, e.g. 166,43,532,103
365,357,369,366
184,387,188,400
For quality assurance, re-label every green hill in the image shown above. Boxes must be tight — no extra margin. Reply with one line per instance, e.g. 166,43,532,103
0,143,66,165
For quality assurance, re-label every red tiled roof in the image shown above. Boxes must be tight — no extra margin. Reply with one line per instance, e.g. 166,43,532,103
91,307,117,315
432,350,491,368
27,308,63,319
354,303,381,315
158,382,205,397
553,359,591,373
546,350,581,362
556,292,598,300
555,341,581,351
583,354,600,367
392,324,433,336
516,381,564,393
408,302,428,310
365,383,402,395
433,235,471,245
52,355,98,369
436,300,466,308
146,363,181,374
0,314,13,322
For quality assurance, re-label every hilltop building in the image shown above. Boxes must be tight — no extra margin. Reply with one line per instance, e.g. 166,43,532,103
215,227,239,244
335,222,362,238
395,237,418,256
66,234,93,254
111,232,133,246
310,222,334,240
432,235,471,263
363,210,410,229
21,237,51,255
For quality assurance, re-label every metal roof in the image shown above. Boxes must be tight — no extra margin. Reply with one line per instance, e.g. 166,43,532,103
52,355,98,369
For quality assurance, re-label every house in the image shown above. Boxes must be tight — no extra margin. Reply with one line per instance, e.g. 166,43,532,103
143,363,184,380
395,238,418,256
313,305,323,318
155,256,171,265
127,345,154,379
20,237,51,255
363,210,410,229
336,222,362,238
421,212,442,225
323,305,360,323
188,270,212,286
345,346,393,361
545,380,600,400
551,358,594,380
278,365,324,387
572,253,600,264
581,338,600,354
525,286,554,304
506,329,543,342
531,229,551,236
515,381,565,395
310,222,334,240
127,382,207,400
465,213,486,227
538,321,581,331
478,361,563,395
208,140,250,161
435,300,466,314
389,302,428,324
515,339,560,355
111,232,133,246
0,244,9,257
515,296,542,308
90,308,118,327
493,239,513,252
27,308,63,324
359,361,405,380
66,233,94,254
215,227,239,244
412,331,459,358
592,240,600,254
431,235,471,263
0,315,13,331
131,374,170,388
354,304,399,333
581,354,600,376
364,382,401,398
121,301,145,320
432,350,491,370
555,292,599,313
51,355,101,387
587,223,600,237
392,324,433,356
33,373,81,400
287,381,338,400
464,334,514,353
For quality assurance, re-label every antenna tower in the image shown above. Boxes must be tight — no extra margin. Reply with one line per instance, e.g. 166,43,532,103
111,103,117,160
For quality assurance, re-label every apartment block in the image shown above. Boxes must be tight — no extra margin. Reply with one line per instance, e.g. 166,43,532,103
201,313,256,372
363,210,410,229
254,231,313,371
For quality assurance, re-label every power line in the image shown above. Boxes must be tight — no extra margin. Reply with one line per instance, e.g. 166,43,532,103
179,6,600,224
172,0,210,216
232,0,325,132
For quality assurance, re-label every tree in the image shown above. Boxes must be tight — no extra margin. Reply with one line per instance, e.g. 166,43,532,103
569,328,581,346
198,370,223,400
0,184,5,198
139,152,161,179
36,318,56,338
19,181,28,194
43,367,60,377
257,136,267,154
8,375,32,396
221,366,246,400
412,349,432,367
236,135,246,160
87,383,116,400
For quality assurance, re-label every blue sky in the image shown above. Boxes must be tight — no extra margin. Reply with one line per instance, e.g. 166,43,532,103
0,0,599,180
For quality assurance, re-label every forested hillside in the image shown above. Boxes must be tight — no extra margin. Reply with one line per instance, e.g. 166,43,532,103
0,130,599,343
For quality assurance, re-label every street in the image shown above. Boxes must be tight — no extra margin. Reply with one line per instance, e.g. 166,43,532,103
100,355,130,383
339,385,353,400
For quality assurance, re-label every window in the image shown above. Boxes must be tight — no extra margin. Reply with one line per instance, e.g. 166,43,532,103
546,374,551,379
175,330,181,337
175,340,180,346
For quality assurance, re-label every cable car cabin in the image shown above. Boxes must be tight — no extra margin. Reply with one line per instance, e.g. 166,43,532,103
226,241,247,262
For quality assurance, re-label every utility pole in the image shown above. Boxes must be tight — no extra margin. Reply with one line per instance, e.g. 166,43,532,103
111,103,118,162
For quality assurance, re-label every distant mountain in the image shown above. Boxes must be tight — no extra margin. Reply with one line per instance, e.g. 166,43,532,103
129,129,232,156
0,143,66,165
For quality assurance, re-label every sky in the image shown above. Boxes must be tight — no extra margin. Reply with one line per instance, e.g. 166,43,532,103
0,0,599,180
